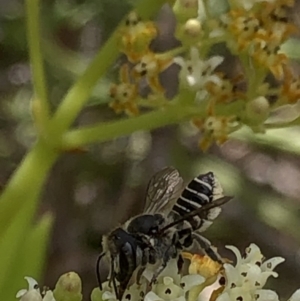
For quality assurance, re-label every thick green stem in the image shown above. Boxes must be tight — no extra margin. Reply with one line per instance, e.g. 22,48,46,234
0,140,59,229
25,0,50,128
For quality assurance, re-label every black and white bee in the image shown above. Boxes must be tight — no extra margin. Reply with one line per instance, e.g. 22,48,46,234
97,167,231,300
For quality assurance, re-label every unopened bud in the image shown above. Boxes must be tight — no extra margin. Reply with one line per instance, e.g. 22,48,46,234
246,96,270,124
91,288,104,301
184,19,202,37
53,272,82,301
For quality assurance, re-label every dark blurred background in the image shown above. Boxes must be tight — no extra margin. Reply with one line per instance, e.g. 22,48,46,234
1,0,300,299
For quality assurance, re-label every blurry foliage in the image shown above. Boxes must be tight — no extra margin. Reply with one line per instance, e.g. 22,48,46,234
1,0,300,300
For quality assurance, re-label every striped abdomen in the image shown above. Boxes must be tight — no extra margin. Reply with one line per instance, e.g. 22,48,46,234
170,172,224,232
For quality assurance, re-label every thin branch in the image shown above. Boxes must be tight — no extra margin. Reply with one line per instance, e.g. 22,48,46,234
25,0,50,129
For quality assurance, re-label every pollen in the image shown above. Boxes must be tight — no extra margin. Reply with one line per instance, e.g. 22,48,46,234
181,252,222,279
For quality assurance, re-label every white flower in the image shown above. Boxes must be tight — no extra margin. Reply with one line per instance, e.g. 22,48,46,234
102,281,146,301
16,277,55,301
216,244,284,301
16,277,41,301
174,47,223,93
144,259,205,301
100,259,205,301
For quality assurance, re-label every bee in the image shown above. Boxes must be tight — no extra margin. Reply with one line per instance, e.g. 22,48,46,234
97,167,232,300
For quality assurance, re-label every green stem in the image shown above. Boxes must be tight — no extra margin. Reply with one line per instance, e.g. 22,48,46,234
62,104,201,148
0,140,59,229
49,0,166,140
25,0,50,128
63,96,245,149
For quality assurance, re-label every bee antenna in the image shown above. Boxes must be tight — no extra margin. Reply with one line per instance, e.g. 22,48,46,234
109,255,121,301
96,252,106,290
159,196,233,233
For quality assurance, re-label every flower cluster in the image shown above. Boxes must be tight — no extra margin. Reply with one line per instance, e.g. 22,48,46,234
16,272,82,301
16,277,55,301
217,244,285,301
107,0,300,151
15,244,300,301
91,244,300,301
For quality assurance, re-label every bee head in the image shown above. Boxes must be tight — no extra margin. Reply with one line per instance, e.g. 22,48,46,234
105,228,137,257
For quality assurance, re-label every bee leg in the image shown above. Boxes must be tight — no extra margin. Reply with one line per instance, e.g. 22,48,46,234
136,246,155,285
178,227,193,248
150,246,177,285
136,266,146,285
108,256,121,300
192,233,222,263
177,254,184,273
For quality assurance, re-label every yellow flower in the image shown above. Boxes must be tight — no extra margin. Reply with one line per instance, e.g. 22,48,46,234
109,64,139,116
193,112,239,151
118,11,157,63
132,52,172,94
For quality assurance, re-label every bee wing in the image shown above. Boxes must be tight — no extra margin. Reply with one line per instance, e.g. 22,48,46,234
144,167,184,214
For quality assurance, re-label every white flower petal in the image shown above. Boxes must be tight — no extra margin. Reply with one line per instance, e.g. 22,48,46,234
216,292,231,301
163,277,174,286
19,290,43,301
155,281,184,300
209,28,225,38
261,257,285,272
226,245,243,266
223,263,241,288
288,289,300,301
43,291,56,301
173,57,186,68
206,56,224,70
144,291,164,301
257,271,278,288
228,287,252,301
244,244,263,265
267,102,300,124
24,276,39,291
16,289,27,298
180,274,205,292
254,289,279,301
102,291,117,301
196,90,209,101
241,263,261,288
157,259,181,284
